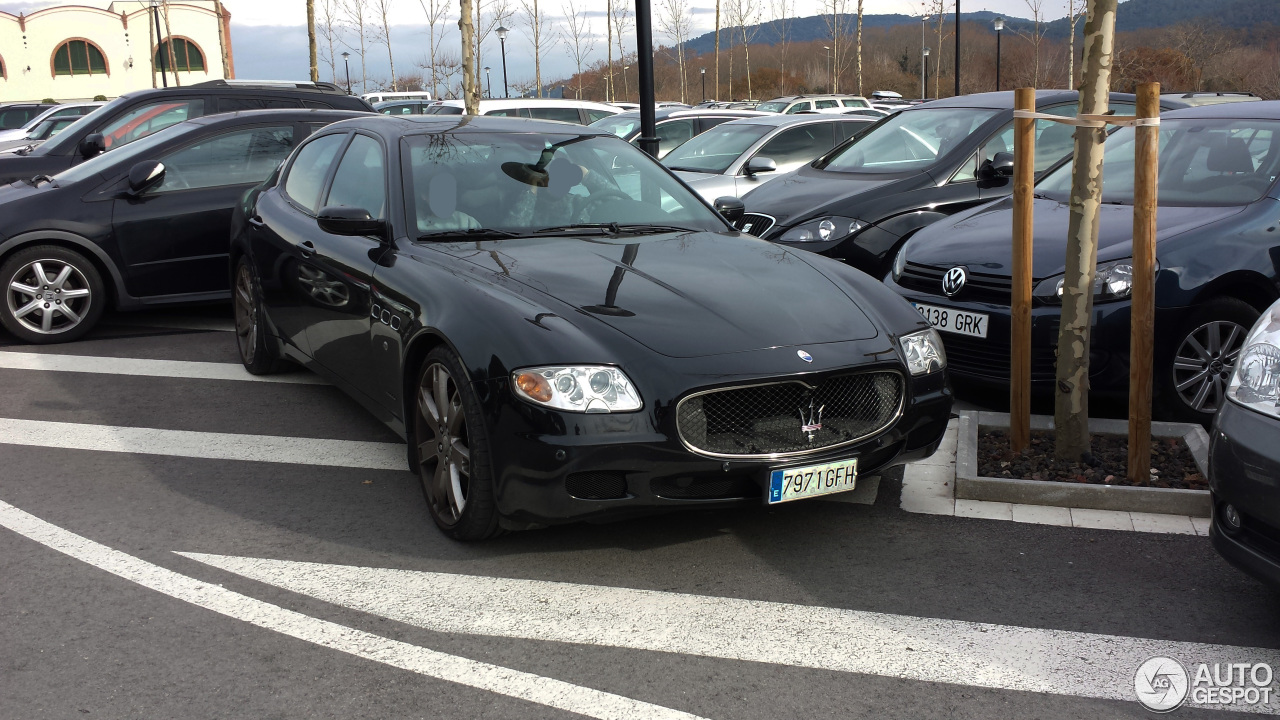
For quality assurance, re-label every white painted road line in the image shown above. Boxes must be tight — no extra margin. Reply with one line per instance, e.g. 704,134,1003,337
0,418,406,471
181,553,1280,713
0,500,707,720
0,350,325,384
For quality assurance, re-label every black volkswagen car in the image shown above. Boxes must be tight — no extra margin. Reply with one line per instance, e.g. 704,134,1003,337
230,115,952,540
887,102,1280,424
0,80,373,185
1210,297,1280,588
0,109,365,343
738,91,1186,276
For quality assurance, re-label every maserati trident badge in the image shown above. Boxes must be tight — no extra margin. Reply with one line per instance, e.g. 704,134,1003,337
942,266,968,297
799,400,824,442
797,349,814,363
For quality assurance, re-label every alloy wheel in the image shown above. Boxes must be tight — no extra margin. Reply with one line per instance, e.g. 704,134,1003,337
1171,319,1247,414
233,263,258,364
5,258,92,335
416,362,471,524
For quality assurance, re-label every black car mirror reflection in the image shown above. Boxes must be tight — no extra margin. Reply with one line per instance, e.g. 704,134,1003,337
79,132,106,159
714,196,746,224
979,152,1015,181
317,206,388,238
126,160,166,196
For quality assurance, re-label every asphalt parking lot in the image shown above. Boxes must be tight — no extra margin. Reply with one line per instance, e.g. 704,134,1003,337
2,304,1279,719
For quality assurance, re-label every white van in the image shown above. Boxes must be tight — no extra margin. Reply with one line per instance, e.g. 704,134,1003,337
429,98,621,125
362,91,434,104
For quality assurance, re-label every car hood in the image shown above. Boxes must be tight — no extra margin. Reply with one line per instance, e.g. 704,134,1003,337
904,197,1247,277
434,231,880,358
741,165,920,226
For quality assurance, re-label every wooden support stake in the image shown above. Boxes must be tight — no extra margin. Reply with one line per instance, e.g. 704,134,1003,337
1010,87,1036,453
1128,82,1160,484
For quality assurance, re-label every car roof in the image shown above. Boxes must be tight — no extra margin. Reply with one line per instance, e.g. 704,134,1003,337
717,113,875,128
187,108,372,127
326,114,617,136
907,90,1189,111
1161,100,1280,120
437,98,620,111
606,108,767,121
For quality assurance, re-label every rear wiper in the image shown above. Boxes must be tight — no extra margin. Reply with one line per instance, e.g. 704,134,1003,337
14,144,36,156
534,223,694,236
416,228,521,241
28,174,57,188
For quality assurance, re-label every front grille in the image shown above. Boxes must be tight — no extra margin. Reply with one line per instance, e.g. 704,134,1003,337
737,213,776,237
676,371,903,458
898,262,1018,306
941,332,1059,382
651,475,761,499
565,471,627,500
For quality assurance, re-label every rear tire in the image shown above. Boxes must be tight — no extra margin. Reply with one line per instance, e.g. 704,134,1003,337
1158,297,1259,425
233,257,289,375
0,245,105,344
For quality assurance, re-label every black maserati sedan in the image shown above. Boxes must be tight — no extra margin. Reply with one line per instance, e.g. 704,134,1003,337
1210,298,1280,588
737,91,1187,276
887,102,1280,425
0,108,365,343
230,115,953,540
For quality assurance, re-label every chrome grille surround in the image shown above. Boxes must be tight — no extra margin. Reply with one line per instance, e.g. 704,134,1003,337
675,370,905,460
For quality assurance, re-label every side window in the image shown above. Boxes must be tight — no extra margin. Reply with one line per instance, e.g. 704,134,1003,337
98,99,205,149
842,98,869,108
283,133,347,213
1034,104,1082,172
700,116,735,132
654,119,695,156
484,107,530,118
952,122,1013,182
219,97,301,111
838,121,867,142
785,101,811,114
155,126,295,192
325,134,387,220
528,106,584,124
815,99,840,110
302,100,335,109
587,109,615,123
752,123,836,167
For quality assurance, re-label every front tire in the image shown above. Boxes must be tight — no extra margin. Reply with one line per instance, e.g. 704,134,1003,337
233,257,288,375
413,347,502,541
1159,297,1259,425
0,245,105,344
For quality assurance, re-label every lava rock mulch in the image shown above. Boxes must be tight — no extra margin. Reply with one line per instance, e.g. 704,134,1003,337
978,430,1207,490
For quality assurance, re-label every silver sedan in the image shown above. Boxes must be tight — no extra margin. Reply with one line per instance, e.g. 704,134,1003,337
662,114,876,202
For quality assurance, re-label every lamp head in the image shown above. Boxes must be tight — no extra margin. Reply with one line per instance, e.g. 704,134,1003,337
993,17,1004,31
923,47,930,56
496,25,509,40
341,51,350,59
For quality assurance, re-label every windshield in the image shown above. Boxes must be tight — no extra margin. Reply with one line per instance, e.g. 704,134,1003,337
588,114,641,138
39,98,127,155
1038,118,1280,206
662,123,773,174
52,121,200,186
756,101,789,113
402,132,725,235
821,107,1000,173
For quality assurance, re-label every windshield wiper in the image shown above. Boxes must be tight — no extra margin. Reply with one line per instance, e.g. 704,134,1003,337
416,228,521,241
664,166,709,173
28,175,57,188
534,223,694,236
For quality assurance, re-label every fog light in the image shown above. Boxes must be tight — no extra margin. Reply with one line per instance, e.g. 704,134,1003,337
1222,504,1243,531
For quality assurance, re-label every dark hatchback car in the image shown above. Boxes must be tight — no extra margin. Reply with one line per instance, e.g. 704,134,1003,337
0,80,373,185
1210,298,1280,588
738,91,1187,277
0,109,364,343
887,102,1280,424
230,115,952,540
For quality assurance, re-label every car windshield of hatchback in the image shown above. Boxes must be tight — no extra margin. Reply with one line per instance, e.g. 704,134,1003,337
756,101,789,113
403,132,725,235
51,121,199,186
588,114,641,138
1037,118,1280,206
820,107,1000,173
37,98,126,155
662,123,774,174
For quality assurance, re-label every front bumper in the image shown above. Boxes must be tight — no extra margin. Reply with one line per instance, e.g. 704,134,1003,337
480,366,952,525
1209,400,1280,588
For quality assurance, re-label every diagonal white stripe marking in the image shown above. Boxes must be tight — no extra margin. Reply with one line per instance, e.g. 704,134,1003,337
0,351,325,384
0,418,406,471
179,553,1280,714
0,500,706,720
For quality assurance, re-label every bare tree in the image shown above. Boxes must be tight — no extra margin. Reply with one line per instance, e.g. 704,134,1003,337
371,0,398,91
418,0,452,97
1066,0,1082,87
727,0,762,100
308,0,319,82
460,0,478,112
520,0,557,99
769,0,793,95
928,0,951,98
476,0,514,97
855,0,864,94
714,0,722,101
342,0,373,92
612,2,634,99
318,0,343,83
562,0,596,98
657,0,693,102
822,0,849,92
1167,22,1237,91
161,1,182,86
1020,0,1050,87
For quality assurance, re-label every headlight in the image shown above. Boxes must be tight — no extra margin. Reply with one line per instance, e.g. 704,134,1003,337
891,246,908,281
777,216,865,243
1032,259,1145,304
1227,303,1280,420
511,365,643,413
899,328,947,376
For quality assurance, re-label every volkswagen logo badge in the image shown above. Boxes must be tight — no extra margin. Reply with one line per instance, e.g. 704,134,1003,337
797,349,814,363
942,266,968,297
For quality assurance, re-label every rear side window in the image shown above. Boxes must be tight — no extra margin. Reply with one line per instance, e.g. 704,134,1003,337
303,100,335,109
527,107,583,124
0,107,38,129
381,104,416,115
155,125,295,192
218,97,302,112
841,98,869,108
325,134,387,220
586,109,615,123
815,100,840,110
785,101,812,114
283,133,347,213
484,107,530,118
98,99,205,149
753,123,836,166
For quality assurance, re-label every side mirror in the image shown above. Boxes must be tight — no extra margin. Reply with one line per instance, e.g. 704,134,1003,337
979,151,1016,180
743,156,777,176
317,206,387,237
126,160,166,195
79,132,106,159
713,196,746,225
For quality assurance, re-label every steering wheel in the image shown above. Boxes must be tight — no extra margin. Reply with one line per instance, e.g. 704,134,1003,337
577,188,637,219
161,166,192,191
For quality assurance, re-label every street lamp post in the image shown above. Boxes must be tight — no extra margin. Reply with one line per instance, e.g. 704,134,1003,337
993,17,1004,92
922,47,930,100
341,51,352,94
484,66,492,98
151,0,168,88
823,45,831,93
623,66,630,100
921,14,928,100
954,0,961,97
495,25,510,99
700,67,706,101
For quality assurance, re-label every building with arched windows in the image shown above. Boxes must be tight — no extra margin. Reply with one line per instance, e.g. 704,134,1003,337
0,1,234,103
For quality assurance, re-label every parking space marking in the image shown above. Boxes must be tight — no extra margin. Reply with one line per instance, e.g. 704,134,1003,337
102,315,236,333
0,351,325,384
181,553,1280,712
0,418,406,470
0,499,706,720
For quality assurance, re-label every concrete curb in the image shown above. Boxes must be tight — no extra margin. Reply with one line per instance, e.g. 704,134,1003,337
955,411,1211,518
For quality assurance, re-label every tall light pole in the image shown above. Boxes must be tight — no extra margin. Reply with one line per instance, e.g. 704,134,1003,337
341,51,352,94
823,45,831,93
922,47,930,100
151,0,168,88
700,67,706,101
634,0,658,157
484,66,492,98
993,17,1004,92
623,66,630,100
495,25,510,99
920,14,928,100
954,0,961,97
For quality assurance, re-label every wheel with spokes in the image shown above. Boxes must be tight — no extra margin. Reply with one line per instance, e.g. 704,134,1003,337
413,347,501,540
1160,297,1259,425
0,245,104,344
233,256,288,375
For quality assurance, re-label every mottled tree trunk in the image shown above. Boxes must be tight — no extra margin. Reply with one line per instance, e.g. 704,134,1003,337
1053,0,1118,460
308,0,319,82
460,0,478,114
714,0,721,101
855,0,863,95
162,1,181,86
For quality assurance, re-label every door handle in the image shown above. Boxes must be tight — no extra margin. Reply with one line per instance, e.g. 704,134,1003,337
299,241,316,258
247,215,265,228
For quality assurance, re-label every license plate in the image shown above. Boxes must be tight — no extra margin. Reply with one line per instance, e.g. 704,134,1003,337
768,458,858,504
912,302,989,338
